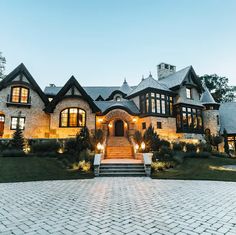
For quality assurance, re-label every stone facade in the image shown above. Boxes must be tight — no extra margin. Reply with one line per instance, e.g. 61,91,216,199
0,62,223,146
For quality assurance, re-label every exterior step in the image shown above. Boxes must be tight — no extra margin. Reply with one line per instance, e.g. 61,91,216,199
99,163,146,177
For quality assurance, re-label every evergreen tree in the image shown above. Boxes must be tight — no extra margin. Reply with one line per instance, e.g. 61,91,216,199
11,113,25,151
76,127,91,152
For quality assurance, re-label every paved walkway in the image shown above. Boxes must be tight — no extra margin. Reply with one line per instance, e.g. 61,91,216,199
1,178,236,235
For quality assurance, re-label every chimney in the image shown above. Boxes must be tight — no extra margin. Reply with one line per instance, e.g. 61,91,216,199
157,63,176,80
49,83,56,87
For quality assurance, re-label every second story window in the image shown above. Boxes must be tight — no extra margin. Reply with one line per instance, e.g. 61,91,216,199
11,87,29,103
186,88,192,99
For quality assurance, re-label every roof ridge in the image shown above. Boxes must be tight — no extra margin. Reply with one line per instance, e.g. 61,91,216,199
161,65,192,80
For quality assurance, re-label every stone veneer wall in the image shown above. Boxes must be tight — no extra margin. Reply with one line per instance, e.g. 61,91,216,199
202,109,220,135
0,85,50,139
49,97,96,138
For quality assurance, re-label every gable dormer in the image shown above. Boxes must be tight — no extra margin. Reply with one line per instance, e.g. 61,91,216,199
0,63,48,108
44,76,100,113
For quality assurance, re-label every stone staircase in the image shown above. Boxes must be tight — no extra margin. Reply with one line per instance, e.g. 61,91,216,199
106,137,133,159
99,163,146,177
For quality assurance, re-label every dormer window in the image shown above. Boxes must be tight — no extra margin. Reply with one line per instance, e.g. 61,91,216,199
11,87,29,103
116,96,121,102
186,88,192,99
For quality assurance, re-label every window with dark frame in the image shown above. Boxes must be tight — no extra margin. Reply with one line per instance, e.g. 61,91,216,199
10,87,29,103
142,122,146,130
140,92,173,116
186,88,192,99
157,122,162,129
176,105,203,133
60,108,86,127
11,117,25,130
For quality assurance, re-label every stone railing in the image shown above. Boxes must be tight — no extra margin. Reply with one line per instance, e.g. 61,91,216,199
143,153,153,177
94,154,102,176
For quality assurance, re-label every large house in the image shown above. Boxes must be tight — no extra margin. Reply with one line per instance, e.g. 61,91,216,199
0,62,235,155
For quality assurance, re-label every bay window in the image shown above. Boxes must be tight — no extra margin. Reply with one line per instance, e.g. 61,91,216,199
140,92,173,116
176,105,203,133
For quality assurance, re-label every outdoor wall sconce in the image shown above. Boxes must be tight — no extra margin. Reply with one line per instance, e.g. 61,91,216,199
108,123,112,128
141,141,145,151
135,144,139,153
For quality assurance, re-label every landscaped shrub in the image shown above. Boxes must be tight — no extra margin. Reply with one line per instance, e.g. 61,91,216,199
76,127,91,152
77,149,94,163
172,142,185,151
184,151,199,158
1,149,26,157
143,125,160,152
197,152,211,158
31,140,60,153
198,143,212,152
64,139,77,154
186,143,197,152
0,140,11,152
90,129,105,151
69,160,91,172
133,130,143,145
172,151,185,164
151,161,175,172
11,118,25,151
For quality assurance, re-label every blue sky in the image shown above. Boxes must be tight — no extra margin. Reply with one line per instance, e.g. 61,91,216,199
1,0,236,88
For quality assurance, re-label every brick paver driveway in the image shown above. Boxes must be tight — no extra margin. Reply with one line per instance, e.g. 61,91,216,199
1,178,236,235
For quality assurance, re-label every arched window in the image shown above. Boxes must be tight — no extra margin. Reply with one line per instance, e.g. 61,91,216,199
60,108,86,127
11,86,29,103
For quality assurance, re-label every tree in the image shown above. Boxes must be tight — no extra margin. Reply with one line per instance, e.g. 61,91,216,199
143,125,160,152
223,129,229,155
200,74,235,103
11,113,25,151
211,135,223,151
0,52,6,80
76,127,91,152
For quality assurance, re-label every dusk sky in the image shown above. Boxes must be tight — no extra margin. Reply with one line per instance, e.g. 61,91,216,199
1,0,236,88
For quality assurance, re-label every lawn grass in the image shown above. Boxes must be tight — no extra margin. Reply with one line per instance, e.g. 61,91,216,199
0,157,94,183
152,156,236,181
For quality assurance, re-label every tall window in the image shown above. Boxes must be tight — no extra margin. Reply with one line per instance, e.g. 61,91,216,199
11,117,25,130
11,87,29,103
140,92,173,116
186,88,192,99
60,108,86,127
176,105,203,133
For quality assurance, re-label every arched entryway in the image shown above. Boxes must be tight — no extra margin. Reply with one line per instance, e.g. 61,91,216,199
115,120,124,136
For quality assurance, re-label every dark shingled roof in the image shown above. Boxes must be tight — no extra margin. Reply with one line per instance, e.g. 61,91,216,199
200,86,217,104
159,66,192,88
127,74,171,97
44,85,137,100
94,100,140,115
219,102,236,134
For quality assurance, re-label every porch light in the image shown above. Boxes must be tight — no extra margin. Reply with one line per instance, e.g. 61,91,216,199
97,118,103,123
141,141,145,151
97,142,102,151
132,118,137,122
108,123,112,128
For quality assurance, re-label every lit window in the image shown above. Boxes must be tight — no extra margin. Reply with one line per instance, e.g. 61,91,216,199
186,88,192,99
11,117,25,130
60,108,86,127
11,87,29,103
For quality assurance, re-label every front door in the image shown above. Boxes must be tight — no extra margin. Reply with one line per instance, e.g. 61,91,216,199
115,120,124,136
0,115,5,138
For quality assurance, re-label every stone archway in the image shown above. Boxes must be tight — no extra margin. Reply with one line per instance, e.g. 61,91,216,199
98,109,137,137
